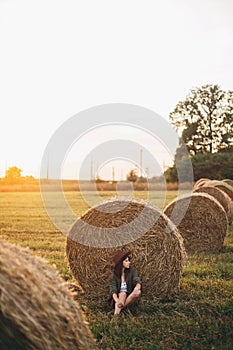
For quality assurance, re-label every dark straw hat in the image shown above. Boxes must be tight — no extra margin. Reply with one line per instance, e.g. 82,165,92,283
112,250,131,266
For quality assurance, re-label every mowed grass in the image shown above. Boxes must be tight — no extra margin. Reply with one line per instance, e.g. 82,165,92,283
0,190,233,350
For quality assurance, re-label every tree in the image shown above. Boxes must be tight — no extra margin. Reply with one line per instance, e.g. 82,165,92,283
5,166,22,179
164,165,177,183
164,139,193,183
191,151,233,180
169,84,233,155
126,169,138,183
166,149,233,182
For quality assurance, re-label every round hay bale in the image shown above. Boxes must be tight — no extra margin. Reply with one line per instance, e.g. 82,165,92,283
193,178,209,190
164,193,228,253
66,198,186,302
193,186,232,222
0,240,95,350
204,180,233,200
223,179,233,188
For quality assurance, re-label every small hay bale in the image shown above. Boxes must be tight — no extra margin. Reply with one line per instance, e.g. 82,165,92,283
0,241,96,350
164,193,228,253
193,186,232,222
66,198,186,302
193,178,209,190
204,180,233,200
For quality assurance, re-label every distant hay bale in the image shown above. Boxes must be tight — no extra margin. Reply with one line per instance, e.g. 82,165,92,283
0,241,95,350
227,201,233,224
164,193,228,253
66,198,186,302
221,180,233,223
193,178,209,190
193,186,232,222
204,180,233,200
223,179,233,188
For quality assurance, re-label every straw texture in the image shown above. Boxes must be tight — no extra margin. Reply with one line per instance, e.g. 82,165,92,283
66,198,186,302
204,180,233,200
164,193,228,253
193,186,232,223
0,240,96,350
193,178,209,190
223,179,233,188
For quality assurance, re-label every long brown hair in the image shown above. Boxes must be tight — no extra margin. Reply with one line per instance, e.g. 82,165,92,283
113,261,123,279
113,254,130,279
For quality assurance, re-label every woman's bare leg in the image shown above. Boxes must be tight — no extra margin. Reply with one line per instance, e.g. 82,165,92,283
114,292,127,315
124,289,141,308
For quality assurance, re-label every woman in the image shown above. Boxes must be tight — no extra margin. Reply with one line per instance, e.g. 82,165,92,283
108,250,141,316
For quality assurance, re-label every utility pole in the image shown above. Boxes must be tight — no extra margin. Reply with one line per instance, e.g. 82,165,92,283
5,160,8,177
163,160,166,172
140,147,143,177
90,158,93,181
96,162,99,180
46,156,49,180
112,166,115,182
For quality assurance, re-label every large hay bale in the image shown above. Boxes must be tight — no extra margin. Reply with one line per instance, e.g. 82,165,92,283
0,241,96,350
164,193,228,253
66,198,186,302
204,180,233,200
193,186,232,222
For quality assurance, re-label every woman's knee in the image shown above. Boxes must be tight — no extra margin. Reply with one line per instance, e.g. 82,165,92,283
133,289,141,298
119,292,127,300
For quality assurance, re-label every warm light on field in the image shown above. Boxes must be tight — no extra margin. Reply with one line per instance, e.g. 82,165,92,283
0,191,233,349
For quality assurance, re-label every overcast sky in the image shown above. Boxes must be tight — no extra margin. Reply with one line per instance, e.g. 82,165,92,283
1,0,232,179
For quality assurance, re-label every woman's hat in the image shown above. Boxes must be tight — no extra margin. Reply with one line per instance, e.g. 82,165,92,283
112,250,131,266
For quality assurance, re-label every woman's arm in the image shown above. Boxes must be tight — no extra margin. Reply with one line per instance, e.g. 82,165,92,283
109,274,118,296
132,267,142,286
112,293,125,308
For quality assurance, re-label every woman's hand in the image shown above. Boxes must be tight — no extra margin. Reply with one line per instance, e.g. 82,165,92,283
113,294,124,308
116,299,124,308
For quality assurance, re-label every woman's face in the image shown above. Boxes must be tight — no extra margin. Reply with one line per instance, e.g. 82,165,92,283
122,256,131,269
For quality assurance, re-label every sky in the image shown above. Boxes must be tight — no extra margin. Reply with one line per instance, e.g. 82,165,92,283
1,0,233,180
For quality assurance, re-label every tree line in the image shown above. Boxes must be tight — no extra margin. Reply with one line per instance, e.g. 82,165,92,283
165,84,233,182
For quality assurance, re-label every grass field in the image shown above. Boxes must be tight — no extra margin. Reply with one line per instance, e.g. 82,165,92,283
0,191,233,349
